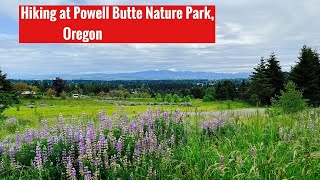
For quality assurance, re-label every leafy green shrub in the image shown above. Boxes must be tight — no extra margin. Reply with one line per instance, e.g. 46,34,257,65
272,81,308,113
173,94,181,103
165,94,173,103
203,88,215,102
183,95,191,102
155,93,162,102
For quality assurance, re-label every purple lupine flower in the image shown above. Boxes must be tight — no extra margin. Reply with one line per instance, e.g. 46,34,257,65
203,121,209,129
106,117,113,130
99,110,105,122
62,149,67,166
116,139,123,152
9,147,16,167
84,166,91,180
0,143,4,155
66,156,73,179
35,142,42,170
164,111,169,121
86,122,95,142
42,146,48,164
134,141,141,157
71,168,77,180
78,157,84,176
48,138,54,156
129,121,137,134
121,121,127,135
15,131,21,146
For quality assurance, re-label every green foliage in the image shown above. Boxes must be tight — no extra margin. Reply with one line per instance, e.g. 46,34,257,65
183,95,191,102
165,94,173,103
215,80,237,100
289,45,320,106
247,57,274,106
155,93,162,102
0,69,16,115
46,88,55,98
272,81,308,113
173,94,181,103
266,52,285,96
52,77,65,97
203,88,215,102
60,91,67,99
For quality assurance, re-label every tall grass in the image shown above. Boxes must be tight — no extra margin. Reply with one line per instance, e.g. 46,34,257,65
0,107,319,179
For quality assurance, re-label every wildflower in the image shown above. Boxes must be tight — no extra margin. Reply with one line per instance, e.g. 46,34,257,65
116,139,123,152
34,142,42,170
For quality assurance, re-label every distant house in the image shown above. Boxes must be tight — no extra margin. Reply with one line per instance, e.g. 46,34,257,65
73,94,80,98
21,91,36,95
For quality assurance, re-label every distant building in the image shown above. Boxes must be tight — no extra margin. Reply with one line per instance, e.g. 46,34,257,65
73,94,80,98
21,91,36,95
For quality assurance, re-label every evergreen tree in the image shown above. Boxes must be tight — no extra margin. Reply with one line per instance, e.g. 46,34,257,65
272,81,307,113
289,45,320,106
238,80,248,100
266,52,285,96
52,77,65,97
215,80,237,100
0,69,17,115
247,57,274,106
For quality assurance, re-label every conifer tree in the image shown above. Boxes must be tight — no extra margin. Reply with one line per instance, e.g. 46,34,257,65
266,52,285,96
289,45,320,106
0,69,16,115
247,57,274,106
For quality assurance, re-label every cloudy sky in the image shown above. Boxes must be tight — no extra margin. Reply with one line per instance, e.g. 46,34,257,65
0,0,320,78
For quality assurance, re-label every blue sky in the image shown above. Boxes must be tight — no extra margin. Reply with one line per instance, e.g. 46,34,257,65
1,0,320,78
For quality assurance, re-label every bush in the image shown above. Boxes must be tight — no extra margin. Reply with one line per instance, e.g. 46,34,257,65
173,94,181,103
60,91,68,99
155,93,162,102
183,95,191,102
165,94,173,103
203,88,215,102
272,81,308,113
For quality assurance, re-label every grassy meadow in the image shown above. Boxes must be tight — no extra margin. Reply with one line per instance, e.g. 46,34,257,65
1,98,252,139
1,97,320,179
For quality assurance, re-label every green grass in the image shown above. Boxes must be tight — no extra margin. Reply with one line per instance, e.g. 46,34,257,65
1,98,253,138
1,105,320,179
4,98,253,119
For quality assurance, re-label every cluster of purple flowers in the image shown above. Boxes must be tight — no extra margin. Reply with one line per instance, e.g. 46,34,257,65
201,113,234,133
0,108,186,179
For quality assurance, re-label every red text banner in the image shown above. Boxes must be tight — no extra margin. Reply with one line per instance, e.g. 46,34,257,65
19,5,216,43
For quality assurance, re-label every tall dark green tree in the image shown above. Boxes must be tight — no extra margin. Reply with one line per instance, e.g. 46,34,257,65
238,80,248,100
247,57,274,106
52,77,66,97
289,45,320,106
0,69,17,115
215,80,237,100
266,52,285,96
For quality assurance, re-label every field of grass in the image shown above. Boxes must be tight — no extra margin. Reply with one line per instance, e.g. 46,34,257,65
1,103,320,179
3,98,319,179
4,98,253,119
1,98,253,139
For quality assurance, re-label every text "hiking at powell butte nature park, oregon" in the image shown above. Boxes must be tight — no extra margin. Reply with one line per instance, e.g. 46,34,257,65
19,5,216,43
